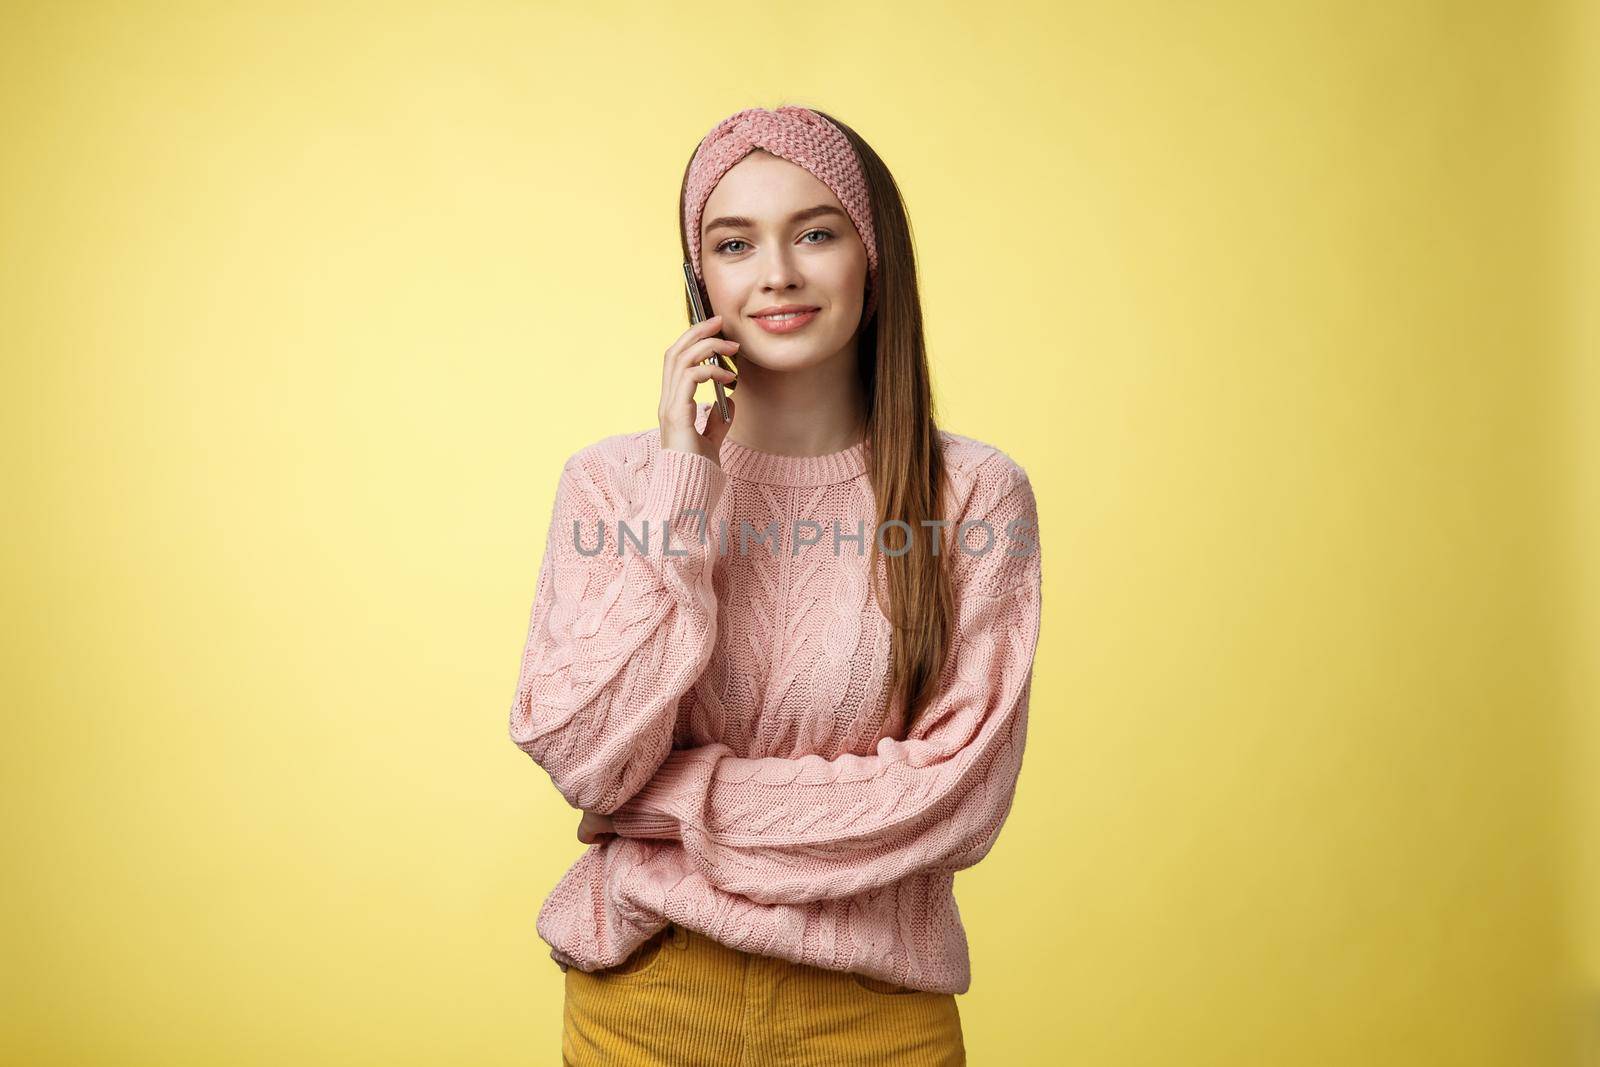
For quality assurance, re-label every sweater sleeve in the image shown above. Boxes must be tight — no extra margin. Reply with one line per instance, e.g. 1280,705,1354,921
508,442,726,814
608,463,1043,905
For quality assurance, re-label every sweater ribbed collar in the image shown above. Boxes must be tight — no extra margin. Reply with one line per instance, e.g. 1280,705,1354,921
716,434,871,487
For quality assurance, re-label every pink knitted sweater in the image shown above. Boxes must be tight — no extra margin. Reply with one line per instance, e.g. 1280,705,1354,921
508,402,1042,995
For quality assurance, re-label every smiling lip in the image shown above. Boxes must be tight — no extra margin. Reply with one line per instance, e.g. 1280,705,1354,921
751,304,819,317
751,306,820,333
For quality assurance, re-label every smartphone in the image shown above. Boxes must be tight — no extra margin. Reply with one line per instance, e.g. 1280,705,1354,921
682,261,731,423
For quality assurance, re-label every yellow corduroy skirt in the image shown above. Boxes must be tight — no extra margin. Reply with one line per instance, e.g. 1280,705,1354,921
561,922,966,1066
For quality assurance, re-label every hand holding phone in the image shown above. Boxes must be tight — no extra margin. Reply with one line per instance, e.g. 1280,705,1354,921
659,294,739,462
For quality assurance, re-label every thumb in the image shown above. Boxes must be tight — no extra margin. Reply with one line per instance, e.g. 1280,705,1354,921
701,395,736,451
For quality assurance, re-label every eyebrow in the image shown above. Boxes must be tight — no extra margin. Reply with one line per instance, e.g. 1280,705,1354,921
703,204,847,235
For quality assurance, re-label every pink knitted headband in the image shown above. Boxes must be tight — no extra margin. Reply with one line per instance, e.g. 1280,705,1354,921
684,106,879,322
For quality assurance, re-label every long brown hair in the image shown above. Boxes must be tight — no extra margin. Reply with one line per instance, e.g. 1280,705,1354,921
677,108,954,730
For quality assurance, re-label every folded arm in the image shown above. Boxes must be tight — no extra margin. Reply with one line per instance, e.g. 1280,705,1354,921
610,463,1043,904
508,444,726,813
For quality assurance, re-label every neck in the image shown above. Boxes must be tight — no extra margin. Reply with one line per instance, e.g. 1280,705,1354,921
723,344,870,456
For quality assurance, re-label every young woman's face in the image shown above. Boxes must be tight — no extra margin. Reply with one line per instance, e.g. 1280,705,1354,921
699,150,869,371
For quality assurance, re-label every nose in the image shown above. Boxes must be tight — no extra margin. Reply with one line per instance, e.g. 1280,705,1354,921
757,244,805,295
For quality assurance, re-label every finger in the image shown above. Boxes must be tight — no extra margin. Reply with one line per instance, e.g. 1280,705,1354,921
685,361,739,386
673,335,740,372
666,367,738,418
701,395,735,442
666,356,740,416
664,333,736,403
665,315,725,365
667,342,739,406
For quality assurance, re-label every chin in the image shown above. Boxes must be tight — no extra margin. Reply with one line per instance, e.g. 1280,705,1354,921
741,348,820,372
750,337,848,368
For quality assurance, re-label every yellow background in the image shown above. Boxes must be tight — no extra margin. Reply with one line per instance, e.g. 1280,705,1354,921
2,2,1595,1064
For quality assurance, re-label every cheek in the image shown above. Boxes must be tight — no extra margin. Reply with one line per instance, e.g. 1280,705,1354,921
836,248,869,303
811,256,864,304
703,273,738,316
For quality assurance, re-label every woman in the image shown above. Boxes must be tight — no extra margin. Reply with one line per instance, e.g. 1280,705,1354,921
508,105,1043,1066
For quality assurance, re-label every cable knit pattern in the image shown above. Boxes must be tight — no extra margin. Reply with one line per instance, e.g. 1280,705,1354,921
509,402,1043,995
